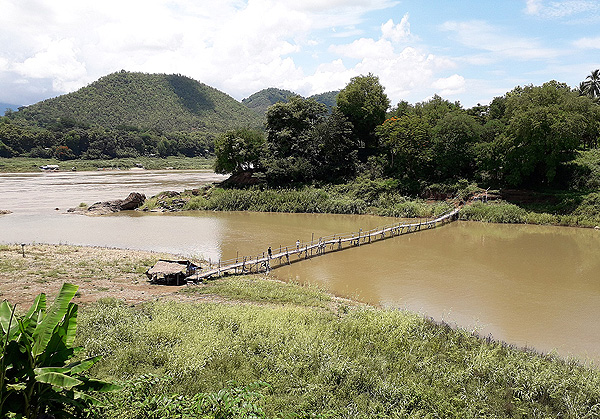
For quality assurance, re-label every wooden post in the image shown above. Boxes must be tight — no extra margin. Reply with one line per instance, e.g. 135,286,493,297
358,229,361,246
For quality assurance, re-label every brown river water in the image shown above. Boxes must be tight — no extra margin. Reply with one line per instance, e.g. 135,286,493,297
1,170,599,363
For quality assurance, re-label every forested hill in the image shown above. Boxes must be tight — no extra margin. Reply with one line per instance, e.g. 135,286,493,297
242,88,296,116
11,71,263,133
242,88,340,116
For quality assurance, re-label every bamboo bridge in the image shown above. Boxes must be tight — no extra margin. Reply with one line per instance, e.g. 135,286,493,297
189,207,461,282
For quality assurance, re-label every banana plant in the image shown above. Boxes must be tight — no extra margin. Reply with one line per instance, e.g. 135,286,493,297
0,283,119,418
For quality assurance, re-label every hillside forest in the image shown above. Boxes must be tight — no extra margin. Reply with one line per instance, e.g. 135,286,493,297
1,70,600,192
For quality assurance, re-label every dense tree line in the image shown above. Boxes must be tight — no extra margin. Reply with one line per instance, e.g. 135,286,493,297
0,117,214,159
216,72,600,190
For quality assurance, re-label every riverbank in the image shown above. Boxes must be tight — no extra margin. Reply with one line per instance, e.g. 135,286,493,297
0,156,214,172
2,243,600,417
141,182,600,228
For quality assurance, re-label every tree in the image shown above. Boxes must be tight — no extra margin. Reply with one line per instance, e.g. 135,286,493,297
214,128,265,174
413,95,462,126
310,108,358,181
263,96,328,184
0,283,118,418
376,115,432,180
581,69,600,99
337,73,390,149
497,81,600,186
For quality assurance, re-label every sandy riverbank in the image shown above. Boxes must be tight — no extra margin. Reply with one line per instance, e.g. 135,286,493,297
0,244,203,306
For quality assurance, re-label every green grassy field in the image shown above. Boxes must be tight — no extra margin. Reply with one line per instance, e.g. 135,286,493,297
76,276,600,418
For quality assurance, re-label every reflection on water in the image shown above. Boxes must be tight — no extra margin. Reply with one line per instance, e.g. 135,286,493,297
1,171,600,363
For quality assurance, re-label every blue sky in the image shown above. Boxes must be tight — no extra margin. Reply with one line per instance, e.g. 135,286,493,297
1,0,599,108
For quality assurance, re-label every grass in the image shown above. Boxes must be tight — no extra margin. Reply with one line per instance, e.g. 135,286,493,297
181,276,333,308
460,195,600,227
0,156,214,172
76,276,600,418
142,185,454,219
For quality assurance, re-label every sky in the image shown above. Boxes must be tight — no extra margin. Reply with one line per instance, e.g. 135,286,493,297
1,0,599,108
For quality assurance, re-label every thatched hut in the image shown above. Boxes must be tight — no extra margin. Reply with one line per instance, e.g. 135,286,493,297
145,260,199,285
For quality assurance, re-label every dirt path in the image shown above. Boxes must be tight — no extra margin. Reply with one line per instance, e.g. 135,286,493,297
0,244,195,307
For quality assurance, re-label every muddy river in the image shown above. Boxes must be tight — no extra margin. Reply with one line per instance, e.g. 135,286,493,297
1,170,599,363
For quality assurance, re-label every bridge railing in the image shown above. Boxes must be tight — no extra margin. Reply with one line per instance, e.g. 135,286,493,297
197,207,460,278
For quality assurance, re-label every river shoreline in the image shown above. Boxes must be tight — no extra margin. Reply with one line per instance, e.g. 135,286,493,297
139,184,600,229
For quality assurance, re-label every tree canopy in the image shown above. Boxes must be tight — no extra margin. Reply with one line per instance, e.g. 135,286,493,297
337,73,390,149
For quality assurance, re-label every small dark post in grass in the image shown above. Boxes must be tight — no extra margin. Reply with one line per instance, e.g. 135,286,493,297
20,243,25,258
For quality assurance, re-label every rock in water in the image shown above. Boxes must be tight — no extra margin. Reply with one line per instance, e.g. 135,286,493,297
69,192,146,215
120,192,146,210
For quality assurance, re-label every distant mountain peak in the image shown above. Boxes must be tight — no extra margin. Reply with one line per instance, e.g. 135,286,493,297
12,71,263,133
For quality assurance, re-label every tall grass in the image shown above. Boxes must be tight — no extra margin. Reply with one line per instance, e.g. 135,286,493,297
460,199,600,227
143,185,453,219
77,277,600,418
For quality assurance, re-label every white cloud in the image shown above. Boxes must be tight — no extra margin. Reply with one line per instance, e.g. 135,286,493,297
523,0,600,18
13,38,87,92
573,37,600,49
381,14,412,43
525,0,543,15
431,74,465,96
440,20,561,60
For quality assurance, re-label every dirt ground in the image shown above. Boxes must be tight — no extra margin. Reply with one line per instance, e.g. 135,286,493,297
0,244,209,308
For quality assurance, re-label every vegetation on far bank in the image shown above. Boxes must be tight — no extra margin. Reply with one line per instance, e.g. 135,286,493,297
0,156,214,172
141,175,600,228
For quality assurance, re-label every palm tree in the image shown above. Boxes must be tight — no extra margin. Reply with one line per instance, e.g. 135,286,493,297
578,81,589,96
582,69,600,98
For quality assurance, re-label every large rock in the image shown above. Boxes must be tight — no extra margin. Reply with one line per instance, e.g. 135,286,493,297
69,192,146,215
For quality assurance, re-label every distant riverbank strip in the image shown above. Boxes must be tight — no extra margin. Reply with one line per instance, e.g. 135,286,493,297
0,156,214,172
1,243,600,417
141,179,600,228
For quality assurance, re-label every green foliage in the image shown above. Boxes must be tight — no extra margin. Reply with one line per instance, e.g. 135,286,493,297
0,156,214,172
560,149,600,190
90,375,269,419
263,96,357,184
497,81,600,186
214,128,265,174
413,94,462,126
76,293,600,418
242,88,296,116
337,73,390,149
376,115,431,180
307,91,339,113
431,111,481,181
0,117,216,160
0,283,118,418
13,71,262,133
579,69,600,100
242,88,339,118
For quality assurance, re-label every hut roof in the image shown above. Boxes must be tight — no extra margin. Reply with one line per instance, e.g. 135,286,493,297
146,260,189,276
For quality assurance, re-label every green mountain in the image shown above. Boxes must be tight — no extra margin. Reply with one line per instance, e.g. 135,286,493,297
308,91,339,112
12,71,263,133
242,88,296,116
242,88,340,117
